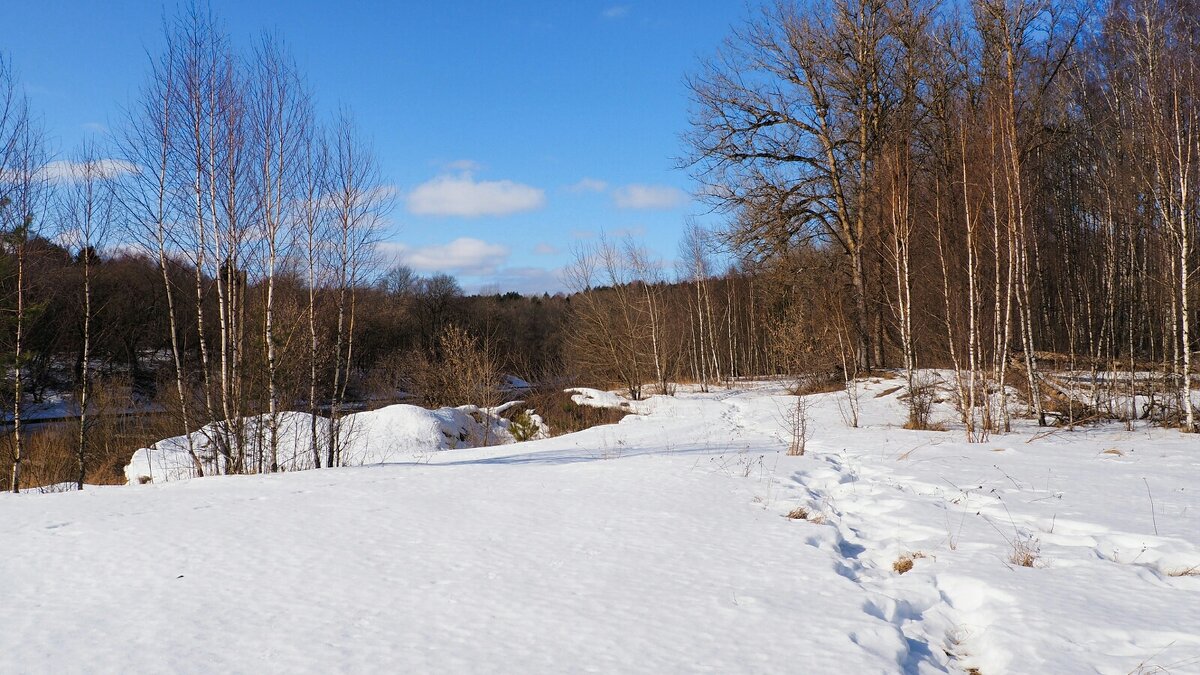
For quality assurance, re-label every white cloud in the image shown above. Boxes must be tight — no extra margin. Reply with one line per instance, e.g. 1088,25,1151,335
466,266,567,295
381,237,510,276
612,184,687,210
407,173,545,217
443,159,483,172
602,5,630,19
533,242,559,255
82,122,109,135
39,159,138,182
566,177,608,193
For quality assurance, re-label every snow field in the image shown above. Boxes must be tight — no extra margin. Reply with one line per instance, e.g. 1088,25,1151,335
2,376,1198,673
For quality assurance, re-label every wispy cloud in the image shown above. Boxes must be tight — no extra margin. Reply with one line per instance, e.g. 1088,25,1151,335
566,177,609,193
39,159,138,182
602,5,630,19
407,172,545,217
612,183,687,210
380,237,510,276
81,122,109,135
533,242,560,255
467,266,567,295
612,225,647,238
443,158,483,172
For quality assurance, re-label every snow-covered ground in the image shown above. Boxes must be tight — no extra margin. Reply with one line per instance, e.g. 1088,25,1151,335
3,377,1198,673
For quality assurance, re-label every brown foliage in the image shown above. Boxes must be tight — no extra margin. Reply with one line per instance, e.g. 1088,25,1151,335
520,388,630,437
408,324,500,409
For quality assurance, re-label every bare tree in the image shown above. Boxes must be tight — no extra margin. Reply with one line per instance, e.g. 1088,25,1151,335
0,56,48,492
299,116,329,469
1115,0,1199,431
325,112,387,467
2,102,51,493
566,236,654,399
114,35,205,476
60,141,115,489
249,33,311,471
678,222,727,390
626,239,674,395
685,0,896,371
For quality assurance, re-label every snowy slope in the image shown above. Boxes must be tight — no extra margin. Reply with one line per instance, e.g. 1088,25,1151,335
4,378,1199,673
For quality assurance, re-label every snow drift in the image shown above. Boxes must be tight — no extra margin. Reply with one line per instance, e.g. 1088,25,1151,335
125,402,532,484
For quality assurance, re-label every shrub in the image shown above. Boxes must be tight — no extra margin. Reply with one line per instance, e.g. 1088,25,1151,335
409,325,499,408
904,374,939,430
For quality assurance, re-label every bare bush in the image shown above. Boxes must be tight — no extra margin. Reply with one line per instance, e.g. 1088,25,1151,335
410,324,499,409
903,373,939,431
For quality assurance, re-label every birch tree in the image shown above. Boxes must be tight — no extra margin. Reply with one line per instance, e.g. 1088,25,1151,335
61,141,115,489
114,35,205,476
0,57,48,492
325,112,387,467
249,34,310,471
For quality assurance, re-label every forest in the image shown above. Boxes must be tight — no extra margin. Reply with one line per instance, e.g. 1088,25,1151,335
2,0,1198,492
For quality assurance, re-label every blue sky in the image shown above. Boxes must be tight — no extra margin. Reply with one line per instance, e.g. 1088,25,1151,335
5,1,758,294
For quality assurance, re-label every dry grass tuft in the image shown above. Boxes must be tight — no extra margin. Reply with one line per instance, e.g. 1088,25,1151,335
1009,537,1041,568
1102,448,1125,456
784,506,826,524
892,551,927,574
902,419,947,431
875,385,902,398
786,376,845,396
1167,564,1200,577
5,388,173,491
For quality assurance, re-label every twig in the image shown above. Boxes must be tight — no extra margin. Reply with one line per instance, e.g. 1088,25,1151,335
1143,477,1158,536
994,464,1023,490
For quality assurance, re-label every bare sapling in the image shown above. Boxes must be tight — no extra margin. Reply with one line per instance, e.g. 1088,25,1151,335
835,318,861,429
786,390,811,456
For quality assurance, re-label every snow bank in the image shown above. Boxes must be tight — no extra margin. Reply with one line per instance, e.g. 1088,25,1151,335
337,403,514,465
125,404,515,484
499,374,532,391
125,411,329,484
567,387,636,410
